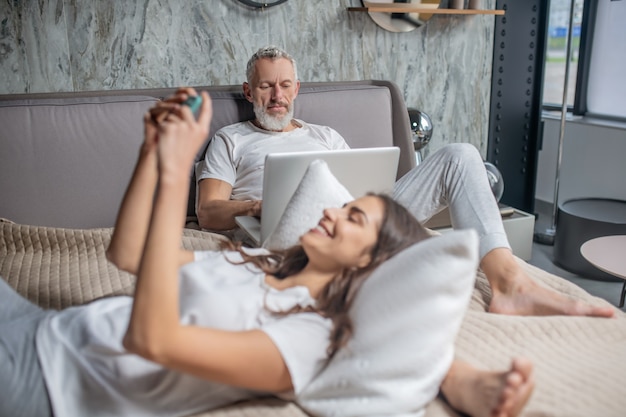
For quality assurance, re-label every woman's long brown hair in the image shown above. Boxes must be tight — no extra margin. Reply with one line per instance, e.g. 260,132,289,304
221,193,431,358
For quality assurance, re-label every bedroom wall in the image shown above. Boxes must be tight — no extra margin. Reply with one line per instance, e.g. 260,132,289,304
535,117,626,207
0,0,497,155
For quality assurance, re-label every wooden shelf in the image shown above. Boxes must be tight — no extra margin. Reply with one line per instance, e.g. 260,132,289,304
347,1,505,15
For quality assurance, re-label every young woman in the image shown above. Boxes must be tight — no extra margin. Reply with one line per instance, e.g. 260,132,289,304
0,91,532,417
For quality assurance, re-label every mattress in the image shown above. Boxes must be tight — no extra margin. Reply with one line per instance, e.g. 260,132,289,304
1,219,625,417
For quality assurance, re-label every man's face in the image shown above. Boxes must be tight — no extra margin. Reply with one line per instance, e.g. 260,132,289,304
244,57,300,131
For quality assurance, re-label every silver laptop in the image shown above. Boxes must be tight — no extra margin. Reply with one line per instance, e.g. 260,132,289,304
235,147,400,246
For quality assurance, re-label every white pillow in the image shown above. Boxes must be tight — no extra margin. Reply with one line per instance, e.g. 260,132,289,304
298,229,479,417
263,159,354,251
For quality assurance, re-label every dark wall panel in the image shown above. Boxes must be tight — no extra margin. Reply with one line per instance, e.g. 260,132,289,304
488,0,549,213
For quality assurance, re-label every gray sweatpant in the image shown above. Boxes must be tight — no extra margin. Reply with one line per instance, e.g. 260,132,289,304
393,143,510,259
0,278,53,417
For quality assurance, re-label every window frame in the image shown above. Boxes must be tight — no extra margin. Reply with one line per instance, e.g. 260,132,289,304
543,0,626,123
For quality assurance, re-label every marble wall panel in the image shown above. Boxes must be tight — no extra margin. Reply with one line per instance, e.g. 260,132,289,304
0,0,72,93
0,0,496,155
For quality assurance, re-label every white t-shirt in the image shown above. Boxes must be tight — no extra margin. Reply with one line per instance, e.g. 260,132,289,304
198,120,349,201
36,250,332,417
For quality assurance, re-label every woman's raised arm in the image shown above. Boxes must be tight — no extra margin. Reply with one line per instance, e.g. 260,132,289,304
106,90,196,273
123,92,294,393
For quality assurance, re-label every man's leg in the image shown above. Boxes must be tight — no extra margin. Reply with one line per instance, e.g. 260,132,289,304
393,144,615,317
393,143,509,260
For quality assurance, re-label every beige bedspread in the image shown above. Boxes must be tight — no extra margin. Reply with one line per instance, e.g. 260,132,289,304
1,220,625,417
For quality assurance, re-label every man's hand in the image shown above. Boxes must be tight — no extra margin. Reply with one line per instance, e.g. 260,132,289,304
197,178,262,230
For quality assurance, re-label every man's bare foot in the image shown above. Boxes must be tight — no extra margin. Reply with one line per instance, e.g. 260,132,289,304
441,358,535,417
489,276,615,317
481,249,615,317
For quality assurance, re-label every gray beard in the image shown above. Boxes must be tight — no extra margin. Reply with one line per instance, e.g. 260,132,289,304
253,102,294,131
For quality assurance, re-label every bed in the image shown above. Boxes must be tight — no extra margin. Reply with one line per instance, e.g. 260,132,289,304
1,81,624,417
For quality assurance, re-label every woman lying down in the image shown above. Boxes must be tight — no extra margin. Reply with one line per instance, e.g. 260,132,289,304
0,92,533,417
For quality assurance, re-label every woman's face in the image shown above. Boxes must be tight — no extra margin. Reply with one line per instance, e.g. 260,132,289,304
300,195,385,272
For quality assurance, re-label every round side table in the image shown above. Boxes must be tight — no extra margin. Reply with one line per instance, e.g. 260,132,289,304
580,235,626,307
554,198,626,281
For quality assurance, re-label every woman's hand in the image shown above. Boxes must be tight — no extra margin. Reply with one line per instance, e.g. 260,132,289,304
141,107,160,158
149,87,200,123
154,90,212,179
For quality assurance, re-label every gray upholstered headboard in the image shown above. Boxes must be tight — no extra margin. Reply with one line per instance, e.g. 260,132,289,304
0,80,414,228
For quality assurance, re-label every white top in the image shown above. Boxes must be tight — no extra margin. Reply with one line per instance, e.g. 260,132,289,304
36,250,332,417
198,120,349,201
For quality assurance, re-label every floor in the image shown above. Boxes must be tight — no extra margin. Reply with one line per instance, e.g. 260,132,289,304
528,201,625,310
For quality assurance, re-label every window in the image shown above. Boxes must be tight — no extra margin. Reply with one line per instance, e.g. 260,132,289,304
543,0,626,121
542,0,584,107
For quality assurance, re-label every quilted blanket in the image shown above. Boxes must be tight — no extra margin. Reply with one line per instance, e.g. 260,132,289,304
1,220,625,417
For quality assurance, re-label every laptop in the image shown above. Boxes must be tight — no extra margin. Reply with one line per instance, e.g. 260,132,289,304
235,147,400,246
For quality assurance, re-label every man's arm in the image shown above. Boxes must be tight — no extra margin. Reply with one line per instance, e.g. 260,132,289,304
197,178,262,230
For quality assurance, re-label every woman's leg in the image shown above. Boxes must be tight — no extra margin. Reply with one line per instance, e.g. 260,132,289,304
0,278,54,417
0,276,44,321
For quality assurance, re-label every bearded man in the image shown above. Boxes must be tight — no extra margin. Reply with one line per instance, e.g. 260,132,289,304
195,45,614,322
196,46,349,231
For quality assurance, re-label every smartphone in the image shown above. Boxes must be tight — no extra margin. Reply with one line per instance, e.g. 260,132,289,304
182,95,202,118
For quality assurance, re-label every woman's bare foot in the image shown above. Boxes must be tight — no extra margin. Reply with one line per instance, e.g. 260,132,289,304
441,358,535,417
481,249,615,318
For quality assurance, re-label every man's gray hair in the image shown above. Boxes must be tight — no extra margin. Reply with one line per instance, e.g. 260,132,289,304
246,45,298,84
